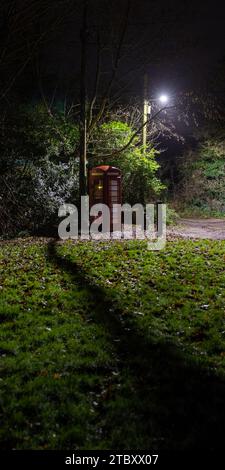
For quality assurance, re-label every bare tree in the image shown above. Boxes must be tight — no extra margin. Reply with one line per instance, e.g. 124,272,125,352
0,0,75,103
76,0,199,194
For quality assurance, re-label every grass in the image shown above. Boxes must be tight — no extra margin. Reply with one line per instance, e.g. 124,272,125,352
1,238,225,450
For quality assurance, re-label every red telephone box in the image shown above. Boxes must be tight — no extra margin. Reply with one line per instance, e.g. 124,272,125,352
89,165,122,231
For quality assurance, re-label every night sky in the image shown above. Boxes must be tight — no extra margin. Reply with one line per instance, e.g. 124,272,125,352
41,0,225,96
1,0,225,104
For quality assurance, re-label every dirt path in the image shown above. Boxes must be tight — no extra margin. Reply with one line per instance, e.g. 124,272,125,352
168,218,225,240
1,219,225,244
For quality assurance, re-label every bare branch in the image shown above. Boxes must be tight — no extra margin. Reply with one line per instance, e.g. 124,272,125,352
103,106,175,158
88,30,102,128
88,0,131,134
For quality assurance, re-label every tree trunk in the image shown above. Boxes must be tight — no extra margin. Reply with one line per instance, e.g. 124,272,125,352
79,0,88,198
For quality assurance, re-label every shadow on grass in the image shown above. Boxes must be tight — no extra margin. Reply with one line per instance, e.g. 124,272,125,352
47,241,225,450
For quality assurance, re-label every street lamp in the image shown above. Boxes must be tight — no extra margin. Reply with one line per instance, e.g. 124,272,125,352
142,74,170,150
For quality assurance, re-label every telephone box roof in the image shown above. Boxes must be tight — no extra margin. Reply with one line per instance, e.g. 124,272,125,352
90,165,120,173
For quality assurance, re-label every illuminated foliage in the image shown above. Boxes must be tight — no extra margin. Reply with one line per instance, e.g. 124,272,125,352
90,121,165,205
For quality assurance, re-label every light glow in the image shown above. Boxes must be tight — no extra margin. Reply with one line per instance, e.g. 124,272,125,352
159,94,169,104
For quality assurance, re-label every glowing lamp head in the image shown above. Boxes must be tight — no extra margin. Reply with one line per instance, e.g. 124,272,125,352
159,94,169,104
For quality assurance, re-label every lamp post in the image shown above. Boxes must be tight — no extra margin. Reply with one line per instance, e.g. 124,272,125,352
142,73,169,153
142,73,149,151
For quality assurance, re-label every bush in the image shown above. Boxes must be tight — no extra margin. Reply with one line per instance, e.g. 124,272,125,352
176,137,225,217
90,121,164,205
0,104,79,237
0,109,165,237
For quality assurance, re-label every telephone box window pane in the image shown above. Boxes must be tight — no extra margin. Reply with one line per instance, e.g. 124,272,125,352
93,179,103,201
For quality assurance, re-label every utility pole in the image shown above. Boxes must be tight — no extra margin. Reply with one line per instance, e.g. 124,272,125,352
142,73,152,153
142,73,149,152
79,0,88,198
